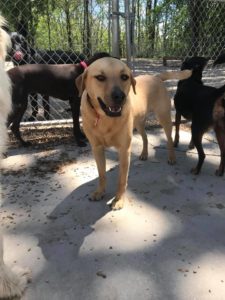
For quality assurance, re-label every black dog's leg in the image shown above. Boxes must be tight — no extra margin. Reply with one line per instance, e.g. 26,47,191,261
191,124,205,175
9,103,32,147
214,124,225,176
188,137,195,150
174,111,181,147
174,111,194,150
43,95,50,120
69,98,87,147
28,93,39,121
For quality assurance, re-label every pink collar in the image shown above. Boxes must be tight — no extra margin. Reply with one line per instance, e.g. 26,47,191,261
80,61,88,69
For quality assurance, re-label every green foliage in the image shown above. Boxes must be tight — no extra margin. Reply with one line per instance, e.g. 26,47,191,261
1,0,225,58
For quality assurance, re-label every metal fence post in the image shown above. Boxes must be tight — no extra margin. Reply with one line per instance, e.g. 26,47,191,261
124,0,135,69
125,0,131,67
112,0,120,58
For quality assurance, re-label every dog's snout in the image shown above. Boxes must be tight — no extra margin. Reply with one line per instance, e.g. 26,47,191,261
111,87,126,104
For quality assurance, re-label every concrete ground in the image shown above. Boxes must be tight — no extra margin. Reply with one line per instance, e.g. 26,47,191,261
1,128,225,300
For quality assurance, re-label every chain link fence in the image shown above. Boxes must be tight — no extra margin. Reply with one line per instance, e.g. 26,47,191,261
1,0,112,122
1,0,225,127
132,0,225,86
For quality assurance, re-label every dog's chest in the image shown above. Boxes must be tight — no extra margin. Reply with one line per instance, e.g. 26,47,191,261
94,119,124,146
84,114,131,148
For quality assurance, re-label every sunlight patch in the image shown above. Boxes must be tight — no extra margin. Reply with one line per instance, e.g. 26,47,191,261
80,196,181,255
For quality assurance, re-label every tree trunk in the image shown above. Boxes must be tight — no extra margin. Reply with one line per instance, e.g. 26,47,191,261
83,0,91,56
146,0,158,56
46,0,52,50
65,0,73,49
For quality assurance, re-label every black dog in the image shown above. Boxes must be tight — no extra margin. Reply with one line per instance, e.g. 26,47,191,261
9,32,85,120
10,32,85,65
7,52,110,147
174,56,225,176
10,32,31,65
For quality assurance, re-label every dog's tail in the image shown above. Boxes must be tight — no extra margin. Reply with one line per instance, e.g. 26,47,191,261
0,16,11,61
157,69,192,81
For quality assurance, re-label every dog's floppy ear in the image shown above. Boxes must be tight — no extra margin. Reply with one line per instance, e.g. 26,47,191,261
75,70,87,97
130,73,136,94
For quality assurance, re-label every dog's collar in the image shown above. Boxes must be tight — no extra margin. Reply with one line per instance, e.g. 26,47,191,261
80,61,88,69
87,94,100,127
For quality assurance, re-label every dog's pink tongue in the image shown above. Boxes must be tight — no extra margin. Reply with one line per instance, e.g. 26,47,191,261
13,51,23,61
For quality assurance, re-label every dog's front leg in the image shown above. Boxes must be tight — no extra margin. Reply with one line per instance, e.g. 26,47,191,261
191,126,205,175
91,145,106,201
111,146,131,210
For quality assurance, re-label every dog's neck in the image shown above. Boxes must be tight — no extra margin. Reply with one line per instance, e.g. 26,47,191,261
192,69,204,83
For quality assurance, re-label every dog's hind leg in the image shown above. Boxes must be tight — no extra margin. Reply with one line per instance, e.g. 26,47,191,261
91,145,106,201
190,125,205,175
214,124,225,176
69,98,86,147
135,118,148,160
156,112,176,165
9,104,31,147
174,111,181,147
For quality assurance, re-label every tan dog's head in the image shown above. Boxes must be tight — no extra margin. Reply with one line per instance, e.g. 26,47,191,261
76,57,136,117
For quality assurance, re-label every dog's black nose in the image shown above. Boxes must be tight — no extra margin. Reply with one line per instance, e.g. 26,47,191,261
111,87,126,104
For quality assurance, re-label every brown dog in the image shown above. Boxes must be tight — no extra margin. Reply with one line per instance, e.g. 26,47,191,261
130,70,192,164
76,57,136,210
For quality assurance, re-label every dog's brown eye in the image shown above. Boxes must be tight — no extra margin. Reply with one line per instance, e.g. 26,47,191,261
121,74,129,81
95,75,106,82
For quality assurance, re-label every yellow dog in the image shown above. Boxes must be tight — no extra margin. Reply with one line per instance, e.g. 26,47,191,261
76,57,136,210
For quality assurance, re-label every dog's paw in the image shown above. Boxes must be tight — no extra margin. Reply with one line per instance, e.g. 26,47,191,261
215,169,224,176
110,197,125,210
90,190,105,201
139,153,148,161
190,167,200,175
168,156,176,165
0,265,31,299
